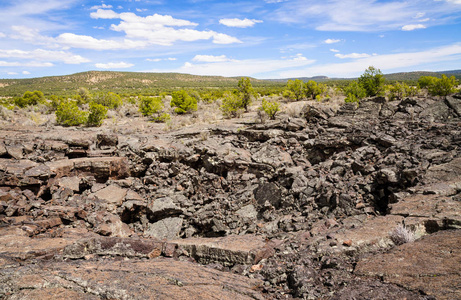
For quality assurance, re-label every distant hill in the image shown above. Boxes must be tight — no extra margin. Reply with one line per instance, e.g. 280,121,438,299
0,71,280,97
268,70,461,83
1,69,460,97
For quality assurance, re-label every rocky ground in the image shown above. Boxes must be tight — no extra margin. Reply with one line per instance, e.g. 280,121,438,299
1,94,460,299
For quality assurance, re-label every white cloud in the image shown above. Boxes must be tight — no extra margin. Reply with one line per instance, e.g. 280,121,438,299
56,33,147,50
146,57,177,62
0,61,54,67
445,0,461,4
22,71,31,75
0,49,90,64
90,4,113,10
0,32,5,38
324,39,340,44
290,53,308,61
10,10,242,50
335,53,371,59
192,55,234,62
219,18,263,28
330,48,340,52
7,72,18,75
90,9,120,19
402,24,426,31
95,62,134,69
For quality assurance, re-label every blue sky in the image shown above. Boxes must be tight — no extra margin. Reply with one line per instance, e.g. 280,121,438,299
0,0,460,79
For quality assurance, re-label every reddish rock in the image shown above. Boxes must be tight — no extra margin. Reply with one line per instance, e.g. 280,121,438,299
355,230,461,300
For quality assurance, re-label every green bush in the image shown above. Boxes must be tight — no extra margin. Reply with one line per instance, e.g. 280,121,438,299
304,80,327,100
417,76,436,89
388,82,413,101
139,96,164,116
428,75,459,96
87,102,108,127
153,113,171,123
220,91,243,118
260,98,280,120
358,66,385,97
93,92,123,109
286,79,304,101
344,81,366,103
238,77,255,111
55,100,88,126
77,87,92,103
171,90,197,114
14,90,45,108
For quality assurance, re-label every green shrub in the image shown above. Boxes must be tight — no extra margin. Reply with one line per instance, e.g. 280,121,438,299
171,90,197,114
87,102,108,127
77,87,92,103
358,66,385,97
388,82,414,101
55,100,88,126
220,91,243,118
153,113,171,123
139,96,164,116
286,79,304,101
260,98,280,120
304,80,327,100
93,92,123,109
14,90,45,108
238,77,255,111
344,81,366,103
428,75,459,96
417,76,436,89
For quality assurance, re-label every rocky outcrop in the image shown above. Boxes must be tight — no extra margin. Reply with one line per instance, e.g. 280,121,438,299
1,94,461,299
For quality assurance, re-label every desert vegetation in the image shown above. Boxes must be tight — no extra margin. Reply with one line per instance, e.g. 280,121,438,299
0,67,459,129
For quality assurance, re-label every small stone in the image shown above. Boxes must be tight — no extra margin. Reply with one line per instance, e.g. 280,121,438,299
249,264,263,273
342,239,352,247
356,202,366,209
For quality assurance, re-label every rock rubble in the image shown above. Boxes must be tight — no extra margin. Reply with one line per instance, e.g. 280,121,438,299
1,94,461,299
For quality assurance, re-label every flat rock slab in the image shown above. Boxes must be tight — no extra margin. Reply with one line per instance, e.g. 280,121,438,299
390,193,461,230
171,235,275,266
355,229,461,300
0,258,264,300
0,227,94,261
46,157,129,180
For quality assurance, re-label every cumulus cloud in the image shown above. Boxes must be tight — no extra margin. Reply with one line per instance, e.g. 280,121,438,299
56,33,147,50
90,4,113,10
330,48,340,52
192,55,234,62
324,39,340,44
335,53,372,59
0,49,90,64
22,71,31,75
95,62,134,69
90,9,120,19
0,32,5,38
219,18,263,28
401,24,426,31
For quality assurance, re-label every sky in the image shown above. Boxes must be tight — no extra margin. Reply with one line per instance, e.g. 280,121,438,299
0,0,461,79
